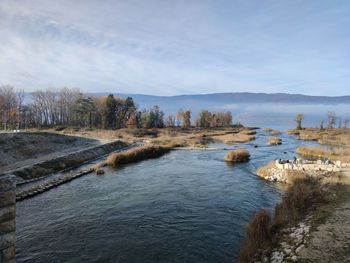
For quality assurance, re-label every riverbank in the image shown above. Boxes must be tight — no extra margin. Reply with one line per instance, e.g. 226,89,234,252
240,127,350,262
239,174,348,263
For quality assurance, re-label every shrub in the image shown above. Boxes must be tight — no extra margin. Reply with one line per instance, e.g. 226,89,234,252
239,178,325,262
272,177,323,230
239,210,271,262
106,145,171,167
268,137,282,145
224,148,250,163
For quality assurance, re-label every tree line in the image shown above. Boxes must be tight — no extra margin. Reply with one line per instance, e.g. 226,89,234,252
0,85,233,130
295,112,349,130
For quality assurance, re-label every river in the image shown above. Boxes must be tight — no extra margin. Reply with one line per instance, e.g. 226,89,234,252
16,130,316,262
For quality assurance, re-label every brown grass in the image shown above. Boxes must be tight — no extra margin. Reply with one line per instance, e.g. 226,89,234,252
272,177,324,230
240,129,257,135
106,145,171,167
239,210,271,262
289,128,350,147
239,177,325,262
296,146,350,162
224,148,250,163
213,133,255,144
267,137,282,145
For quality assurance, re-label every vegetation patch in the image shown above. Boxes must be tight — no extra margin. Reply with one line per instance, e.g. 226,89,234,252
239,129,257,135
268,137,282,145
239,177,326,262
224,148,250,163
296,146,350,162
213,133,255,144
106,145,171,167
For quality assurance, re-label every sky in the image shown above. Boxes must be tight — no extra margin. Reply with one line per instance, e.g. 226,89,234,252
0,0,349,96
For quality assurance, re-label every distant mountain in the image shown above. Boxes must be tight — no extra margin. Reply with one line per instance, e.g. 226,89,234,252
114,92,350,105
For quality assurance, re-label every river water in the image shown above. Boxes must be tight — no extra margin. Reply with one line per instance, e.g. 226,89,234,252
16,130,315,262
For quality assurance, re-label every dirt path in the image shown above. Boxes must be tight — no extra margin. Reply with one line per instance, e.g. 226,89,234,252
297,173,350,262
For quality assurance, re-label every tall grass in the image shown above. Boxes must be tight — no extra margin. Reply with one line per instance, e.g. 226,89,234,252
239,210,271,262
239,177,324,262
272,177,324,230
224,148,250,162
267,137,282,145
106,145,171,167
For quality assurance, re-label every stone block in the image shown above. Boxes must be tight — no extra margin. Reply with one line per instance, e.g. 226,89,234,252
0,233,15,250
0,192,15,208
0,220,15,235
0,206,15,223
0,245,15,262
0,176,15,192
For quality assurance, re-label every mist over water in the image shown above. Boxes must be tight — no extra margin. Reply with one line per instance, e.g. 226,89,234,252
220,103,350,130
16,131,318,262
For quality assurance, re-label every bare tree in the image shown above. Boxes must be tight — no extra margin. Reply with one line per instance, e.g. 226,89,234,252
295,114,304,130
343,115,349,129
165,114,175,127
327,111,336,129
0,85,18,130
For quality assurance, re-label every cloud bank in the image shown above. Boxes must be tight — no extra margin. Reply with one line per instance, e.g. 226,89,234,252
0,0,349,95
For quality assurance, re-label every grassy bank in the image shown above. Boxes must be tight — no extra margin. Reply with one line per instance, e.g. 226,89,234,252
296,146,350,162
239,177,329,262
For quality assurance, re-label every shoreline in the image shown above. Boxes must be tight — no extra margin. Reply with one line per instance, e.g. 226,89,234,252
239,127,350,262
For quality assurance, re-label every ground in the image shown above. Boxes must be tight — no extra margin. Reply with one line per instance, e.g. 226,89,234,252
292,129,350,263
297,173,350,263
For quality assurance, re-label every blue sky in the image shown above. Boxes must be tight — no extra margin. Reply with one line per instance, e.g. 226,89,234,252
0,0,349,95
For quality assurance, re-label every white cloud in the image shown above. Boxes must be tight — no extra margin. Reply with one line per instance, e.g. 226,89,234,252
0,0,349,95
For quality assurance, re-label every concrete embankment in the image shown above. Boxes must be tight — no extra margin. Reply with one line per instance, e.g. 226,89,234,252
0,141,133,262
8,140,128,183
0,174,16,262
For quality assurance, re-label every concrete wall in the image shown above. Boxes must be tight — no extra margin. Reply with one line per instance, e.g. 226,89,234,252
0,174,16,263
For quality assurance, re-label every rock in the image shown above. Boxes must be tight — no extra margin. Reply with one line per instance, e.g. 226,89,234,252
262,256,269,263
295,244,305,254
284,248,292,255
270,251,285,263
291,255,298,261
280,242,288,248
96,169,105,175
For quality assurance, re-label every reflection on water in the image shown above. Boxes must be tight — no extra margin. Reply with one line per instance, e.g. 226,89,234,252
16,131,316,262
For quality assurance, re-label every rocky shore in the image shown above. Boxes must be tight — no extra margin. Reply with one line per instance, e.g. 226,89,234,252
256,160,344,184
262,219,311,263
